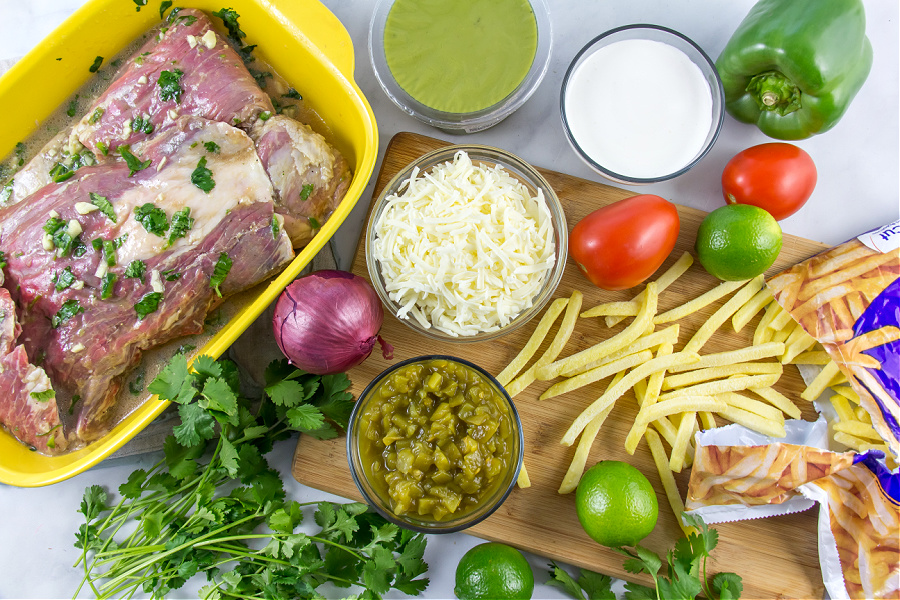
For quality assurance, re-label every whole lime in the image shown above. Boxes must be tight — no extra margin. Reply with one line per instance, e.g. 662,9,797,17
695,204,783,281
454,542,534,600
575,460,658,547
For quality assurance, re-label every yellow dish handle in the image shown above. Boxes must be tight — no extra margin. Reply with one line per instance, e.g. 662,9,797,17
267,0,356,80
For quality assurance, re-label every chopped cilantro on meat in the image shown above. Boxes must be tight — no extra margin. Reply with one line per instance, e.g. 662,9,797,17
100,272,117,299
162,269,181,281
90,192,117,222
210,252,232,297
283,88,302,99
88,107,105,124
102,239,117,266
158,69,184,104
53,267,77,291
52,299,84,328
96,141,109,156
30,389,56,402
133,203,169,236
124,260,146,282
118,145,152,177
168,207,194,245
43,217,81,257
203,141,220,153
134,291,163,319
89,56,104,73
159,0,172,18
131,116,154,134
191,156,215,193
299,183,314,201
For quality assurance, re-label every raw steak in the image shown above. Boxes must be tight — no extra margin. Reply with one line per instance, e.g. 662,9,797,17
252,116,351,247
73,9,273,156
0,116,293,443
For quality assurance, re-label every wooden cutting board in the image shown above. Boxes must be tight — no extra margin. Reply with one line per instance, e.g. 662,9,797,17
293,132,831,599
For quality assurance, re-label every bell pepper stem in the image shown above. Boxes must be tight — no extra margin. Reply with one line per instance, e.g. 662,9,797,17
746,71,802,116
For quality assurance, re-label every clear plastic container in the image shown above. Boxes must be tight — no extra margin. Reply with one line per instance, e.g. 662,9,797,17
369,0,552,133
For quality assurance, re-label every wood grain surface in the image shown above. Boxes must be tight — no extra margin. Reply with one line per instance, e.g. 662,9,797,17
293,132,832,599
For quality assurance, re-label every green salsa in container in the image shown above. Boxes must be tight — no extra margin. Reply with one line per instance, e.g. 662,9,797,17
383,0,538,114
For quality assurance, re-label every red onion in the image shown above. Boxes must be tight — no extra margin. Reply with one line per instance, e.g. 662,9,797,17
272,270,394,374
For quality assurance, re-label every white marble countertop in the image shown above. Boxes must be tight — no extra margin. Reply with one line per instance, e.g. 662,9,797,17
0,1,897,599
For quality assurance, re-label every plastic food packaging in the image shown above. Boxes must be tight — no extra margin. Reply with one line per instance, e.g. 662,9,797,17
686,419,900,600
766,220,900,459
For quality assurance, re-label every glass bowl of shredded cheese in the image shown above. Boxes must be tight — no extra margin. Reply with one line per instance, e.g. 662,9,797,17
366,145,567,342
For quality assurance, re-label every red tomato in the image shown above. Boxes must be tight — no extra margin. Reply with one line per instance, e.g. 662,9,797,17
569,194,680,291
722,143,817,221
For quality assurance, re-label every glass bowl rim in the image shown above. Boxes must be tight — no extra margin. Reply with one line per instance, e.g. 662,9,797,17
364,143,568,343
346,354,525,534
367,0,553,131
559,23,725,184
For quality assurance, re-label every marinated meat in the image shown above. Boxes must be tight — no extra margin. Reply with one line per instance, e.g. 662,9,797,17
0,116,293,443
73,9,273,156
252,115,351,247
0,288,67,454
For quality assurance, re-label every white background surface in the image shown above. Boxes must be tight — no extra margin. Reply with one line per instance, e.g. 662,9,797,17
0,1,897,599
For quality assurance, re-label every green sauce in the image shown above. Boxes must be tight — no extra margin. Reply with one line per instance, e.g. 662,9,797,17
384,0,538,114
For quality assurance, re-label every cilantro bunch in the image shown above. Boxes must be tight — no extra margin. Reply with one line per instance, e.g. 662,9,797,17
73,355,429,599
549,514,742,600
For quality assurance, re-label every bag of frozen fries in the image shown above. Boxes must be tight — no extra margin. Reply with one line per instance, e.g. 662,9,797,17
766,220,900,459
686,420,900,600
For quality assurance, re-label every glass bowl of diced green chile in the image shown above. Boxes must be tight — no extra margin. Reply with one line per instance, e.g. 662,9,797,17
347,356,523,533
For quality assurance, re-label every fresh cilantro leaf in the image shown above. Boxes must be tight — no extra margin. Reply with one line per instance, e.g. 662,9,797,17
547,562,586,600
54,267,76,291
52,299,84,328
134,291,163,319
162,269,181,281
158,69,184,103
101,272,117,299
712,572,743,600
79,485,108,520
191,156,215,193
203,141,220,153
299,183,313,201
199,377,239,425
265,378,318,408
212,8,246,42
163,434,205,480
148,354,196,404
173,402,216,447
579,570,616,600
159,0,173,18
218,437,240,478
133,202,169,236
285,404,326,432
89,56,103,73
283,88,302,100
30,389,56,402
89,192,117,222
142,511,163,539
361,547,394,595
124,259,146,282
313,373,354,429
119,469,148,499
192,355,222,380
308,216,321,229
623,582,658,600
168,207,193,245
119,145,152,177
209,252,231,297
68,394,80,415
1,181,13,205
132,0,148,11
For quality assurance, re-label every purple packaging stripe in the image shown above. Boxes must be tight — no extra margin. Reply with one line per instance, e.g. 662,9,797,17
856,452,900,505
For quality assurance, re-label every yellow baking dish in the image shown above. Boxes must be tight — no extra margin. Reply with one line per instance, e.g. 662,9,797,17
0,0,377,487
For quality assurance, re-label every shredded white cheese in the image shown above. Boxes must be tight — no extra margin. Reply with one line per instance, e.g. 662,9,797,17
372,150,556,337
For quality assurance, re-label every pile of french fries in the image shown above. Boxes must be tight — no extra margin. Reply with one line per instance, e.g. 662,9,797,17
497,250,895,528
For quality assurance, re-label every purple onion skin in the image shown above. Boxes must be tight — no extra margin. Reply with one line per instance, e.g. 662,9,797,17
273,270,393,375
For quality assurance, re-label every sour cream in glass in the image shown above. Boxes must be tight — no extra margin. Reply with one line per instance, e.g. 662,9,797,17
563,38,714,180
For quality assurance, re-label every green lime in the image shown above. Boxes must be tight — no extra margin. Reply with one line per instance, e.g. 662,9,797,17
695,204,783,281
454,542,534,600
575,460,658,547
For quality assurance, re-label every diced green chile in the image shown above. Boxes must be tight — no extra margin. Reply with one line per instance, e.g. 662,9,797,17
357,359,515,521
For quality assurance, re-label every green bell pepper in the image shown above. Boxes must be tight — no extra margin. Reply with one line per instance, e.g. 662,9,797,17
716,0,873,140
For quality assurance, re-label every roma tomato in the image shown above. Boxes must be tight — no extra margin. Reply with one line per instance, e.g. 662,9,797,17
722,143,817,221
569,194,680,291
